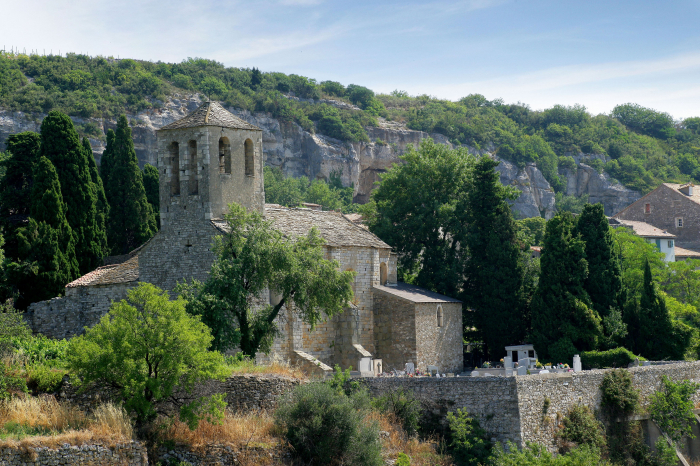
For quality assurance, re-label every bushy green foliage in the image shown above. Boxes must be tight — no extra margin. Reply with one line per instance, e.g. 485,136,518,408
395,452,411,466
580,348,644,369
67,282,228,429
650,375,700,444
180,203,354,356
328,364,362,397
555,193,589,214
372,388,421,437
274,382,382,466
516,216,547,247
446,408,491,466
263,166,358,213
0,364,27,400
491,441,610,465
559,405,606,451
600,369,638,418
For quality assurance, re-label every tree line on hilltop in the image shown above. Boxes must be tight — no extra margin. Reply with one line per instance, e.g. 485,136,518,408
0,111,159,308
2,51,700,200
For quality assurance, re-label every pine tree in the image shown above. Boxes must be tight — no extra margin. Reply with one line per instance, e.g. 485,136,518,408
13,157,78,308
0,131,41,260
142,163,160,229
530,212,602,363
462,156,528,357
83,137,109,257
40,111,103,273
104,115,156,255
574,203,626,348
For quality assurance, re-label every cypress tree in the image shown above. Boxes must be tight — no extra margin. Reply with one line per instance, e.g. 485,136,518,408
40,111,103,273
104,115,156,255
14,157,78,308
530,212,602,363
462,156,527,357
0,131,41,260
100,129,116,188
83,137,109,256
142,163,160,229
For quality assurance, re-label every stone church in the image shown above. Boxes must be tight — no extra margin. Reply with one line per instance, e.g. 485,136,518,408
26,102,463,374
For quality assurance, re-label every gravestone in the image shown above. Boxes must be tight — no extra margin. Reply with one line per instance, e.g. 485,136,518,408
359,357,373,377
573,355,582,372
517,366,527,376
405,362,415,375
427,365,438,376
373,359,383,376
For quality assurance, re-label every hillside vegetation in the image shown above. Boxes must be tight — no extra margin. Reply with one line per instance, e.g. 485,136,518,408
2,51,700,193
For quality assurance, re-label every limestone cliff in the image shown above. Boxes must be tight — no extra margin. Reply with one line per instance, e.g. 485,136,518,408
0,94,639,218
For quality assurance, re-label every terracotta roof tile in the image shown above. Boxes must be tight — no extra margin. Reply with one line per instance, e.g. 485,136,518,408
159,101,261,132
662,183,700,205
373,283,461,303
609,218,675,238
66,255,139,288
675,247,700,259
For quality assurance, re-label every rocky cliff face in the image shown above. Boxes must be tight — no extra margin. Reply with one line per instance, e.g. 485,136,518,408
0,94,639,218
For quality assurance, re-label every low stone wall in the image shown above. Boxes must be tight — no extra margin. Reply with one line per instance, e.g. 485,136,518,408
0,441,148,465
365,361,700,451
61,373,302,413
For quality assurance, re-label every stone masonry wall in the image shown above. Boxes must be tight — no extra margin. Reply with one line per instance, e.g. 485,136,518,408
25,282,136,339
415,302,462,374
615,184,700,249
372,290,418,373
0,441,148,466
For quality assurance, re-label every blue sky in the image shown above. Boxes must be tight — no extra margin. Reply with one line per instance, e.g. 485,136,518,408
3,0,700,118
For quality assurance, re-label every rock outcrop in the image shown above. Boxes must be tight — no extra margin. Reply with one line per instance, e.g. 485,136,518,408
0,94,640,218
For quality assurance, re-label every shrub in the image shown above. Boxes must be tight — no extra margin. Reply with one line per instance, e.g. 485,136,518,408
491,442,610,465
328,364,362,397
600,368,639,418
559,405,606,452
446,408,491,466
372,388,420,436
650,375,700,444
581,347,645,369
0,363,27,400
274,382,381,466
26,365,68,393
396,452,411,466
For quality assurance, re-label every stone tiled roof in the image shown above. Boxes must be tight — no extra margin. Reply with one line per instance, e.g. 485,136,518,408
675,246,700,259
609,218,675,238
159,101,261,131
66,254,139,288
373,283,461,303
663,183,700,205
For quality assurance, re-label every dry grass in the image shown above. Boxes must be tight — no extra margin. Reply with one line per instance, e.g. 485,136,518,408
164,410,278,448
0,396,132,448
367,411,454,466
228,357,306,380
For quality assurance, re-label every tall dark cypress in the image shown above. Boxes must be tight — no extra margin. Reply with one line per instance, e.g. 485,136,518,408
83,137,109,257
14,157,78,308
462,156,528,357
142,163,160,229
40,111,103,273
99,129,116,188
530,212,602,362
104,115,156,255
574,203,623,317
0,131,41,260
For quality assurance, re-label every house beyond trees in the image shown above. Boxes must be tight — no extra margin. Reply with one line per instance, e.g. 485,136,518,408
613,183,700,251
24,102,463,374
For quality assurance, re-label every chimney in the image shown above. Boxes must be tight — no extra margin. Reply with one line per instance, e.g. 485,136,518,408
301,202,323,211
680,184,694,196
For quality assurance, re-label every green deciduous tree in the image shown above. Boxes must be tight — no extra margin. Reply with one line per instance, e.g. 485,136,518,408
530,212,602,362
104,115,156,255
181,203,355,357
142,163,160,229
0,131,41,260
367,139,473,297
462,156,529,357
13,157,78,308
67,282,228,430
650,376,700,445
83,137,109,257
40,110,103,273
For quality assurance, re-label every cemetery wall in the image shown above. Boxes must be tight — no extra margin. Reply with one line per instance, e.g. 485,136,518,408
0,441,148,466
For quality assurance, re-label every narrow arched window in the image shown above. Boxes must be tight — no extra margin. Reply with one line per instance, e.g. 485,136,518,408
219,137,231,174
437,305,444,327
380,262,388,286
245,138,254,177
169,142,180,196
188,140,198,195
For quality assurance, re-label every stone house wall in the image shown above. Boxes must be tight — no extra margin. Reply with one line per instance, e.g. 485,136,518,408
615,184,700,249
25,282,136,339
372,290,418,373
415,302,463,374
0,441,148,466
